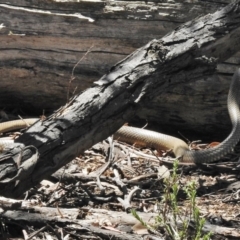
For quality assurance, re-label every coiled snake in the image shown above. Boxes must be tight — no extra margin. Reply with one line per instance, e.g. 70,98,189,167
1,70,240,163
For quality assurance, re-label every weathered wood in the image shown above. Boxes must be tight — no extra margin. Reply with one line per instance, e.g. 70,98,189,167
0,1,240,197
1,199,240,239
0,0,238,138
0,208,146,240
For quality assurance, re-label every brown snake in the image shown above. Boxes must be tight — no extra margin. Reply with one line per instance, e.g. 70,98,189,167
1,70,240,163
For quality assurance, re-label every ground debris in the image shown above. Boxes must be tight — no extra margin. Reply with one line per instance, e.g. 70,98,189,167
1,139,240,239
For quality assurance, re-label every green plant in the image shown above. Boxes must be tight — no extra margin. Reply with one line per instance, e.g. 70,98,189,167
132,160,212,239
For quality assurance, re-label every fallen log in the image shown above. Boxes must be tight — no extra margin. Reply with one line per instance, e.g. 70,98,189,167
0,0,239,137
0,0,229,112
0,1,240,198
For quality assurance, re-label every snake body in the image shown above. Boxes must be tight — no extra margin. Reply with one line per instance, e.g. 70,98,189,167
0,118,38,133
115,70,240,163
0,118,38,148
1,70,240,163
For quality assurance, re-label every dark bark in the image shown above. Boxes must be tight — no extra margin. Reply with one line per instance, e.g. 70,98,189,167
0,1,240,197
0,0,238,138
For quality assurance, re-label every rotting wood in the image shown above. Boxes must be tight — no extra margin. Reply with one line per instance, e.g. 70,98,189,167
0,2,240,198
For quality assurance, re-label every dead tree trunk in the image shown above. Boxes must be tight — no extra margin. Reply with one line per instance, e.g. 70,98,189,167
0,0,238,138
0,1,240,198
